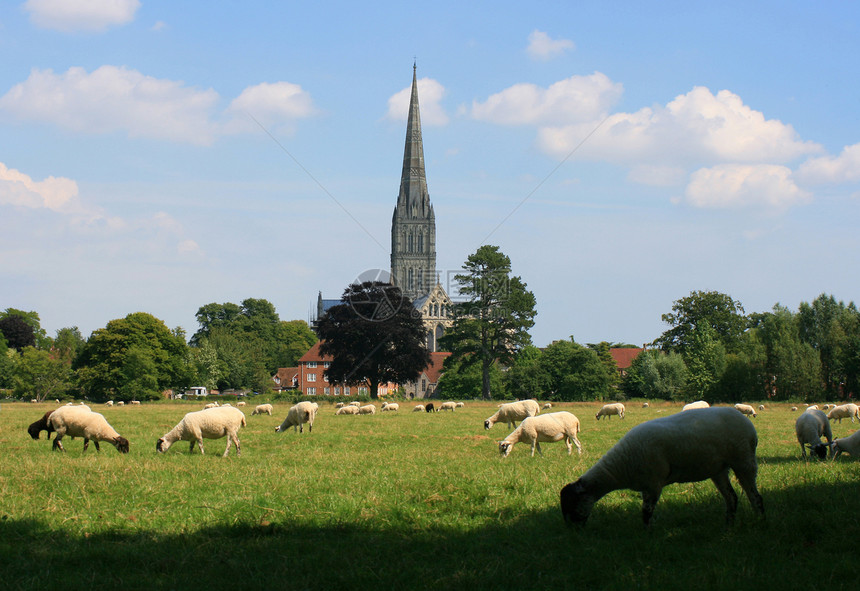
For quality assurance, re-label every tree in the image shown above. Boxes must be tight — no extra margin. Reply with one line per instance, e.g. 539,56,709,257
74,312,192,401
0,308,49,350
438,355,506,400
0,313,36,351
539,339,611,402
654,291,747,354
440,245,537,400
54,327,85,364
682,324,727,400
798,294,860,398
316,282,431,399
587,341,622,390
12,347,71,401
623,350,688,401
505,345,550,399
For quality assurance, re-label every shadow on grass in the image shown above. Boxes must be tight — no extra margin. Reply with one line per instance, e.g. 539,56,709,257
2,479,860,591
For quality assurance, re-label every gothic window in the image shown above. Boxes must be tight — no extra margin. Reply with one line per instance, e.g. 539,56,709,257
408,268,414,291
418,232,423,253
408,232,413,253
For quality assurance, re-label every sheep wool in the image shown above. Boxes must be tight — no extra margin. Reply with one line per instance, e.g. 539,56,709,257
827,403,860,424
275,401,317,433
560,407,764,526
734,404,757,418
412,405,425,412
831,430,860,459
157,406,246,457
484,399,541,430
795,409,833,460
595,403,625,421
48,406,130,453
252,404,273,416
381,402,399,412
336,405,360,415
439,401,458,412
682,400,710,411
499,412,582,457
359,404,376,415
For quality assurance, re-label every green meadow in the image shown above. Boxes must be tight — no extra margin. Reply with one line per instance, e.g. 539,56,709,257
1,400,859,590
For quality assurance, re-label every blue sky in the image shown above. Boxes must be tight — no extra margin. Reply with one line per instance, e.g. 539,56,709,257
2,0,859,349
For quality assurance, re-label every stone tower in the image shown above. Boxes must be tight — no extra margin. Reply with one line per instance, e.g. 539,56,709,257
391,64,437,302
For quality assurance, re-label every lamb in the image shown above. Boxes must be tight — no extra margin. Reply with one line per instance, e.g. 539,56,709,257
595,403,625,420
412,404,425,412
27,410,55,440
682,400,710,411
156,406,246,457
275,401,317,433
359,404,376,415
795,409,833,460
439,401,458,412
48,406,130,453
827,403,860,424
830,430,860,459
498,412,582,458
336,405,360,415
251,403,273,416
425,403,435,412
560,407,764,526
734,404,757,418
381,402,399,412
484,399,541,430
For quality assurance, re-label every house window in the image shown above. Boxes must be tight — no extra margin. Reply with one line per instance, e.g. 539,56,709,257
334,387,341,395
324,387,330,395
324,362,330,368
422,379,427,392
307,387,316,396
358,387,368,395
344,386,350,396
307,374,317,382
307,361,317,368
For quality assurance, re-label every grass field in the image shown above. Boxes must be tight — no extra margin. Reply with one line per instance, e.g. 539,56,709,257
1,399,859,590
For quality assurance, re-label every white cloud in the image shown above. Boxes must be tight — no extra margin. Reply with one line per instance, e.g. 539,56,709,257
796,142,860,184
386,77,449,126
0,161,78,211
537,86,821,166
526,30,575,61
24,0,140,32
684,164,811,210
226,81,316,133
471,72,622,126
0,66,220,145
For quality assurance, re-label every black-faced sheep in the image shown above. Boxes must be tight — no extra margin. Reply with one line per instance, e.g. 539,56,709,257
27,410,55,440
595,403,625,420
48,406,130,453
795,409,833,460
484,399,540,430
498,412,582,457
157,406,246,457
560,407,764,526
275,401,317,433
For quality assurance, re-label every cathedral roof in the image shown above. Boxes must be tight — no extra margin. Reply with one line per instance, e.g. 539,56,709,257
396,63,432,217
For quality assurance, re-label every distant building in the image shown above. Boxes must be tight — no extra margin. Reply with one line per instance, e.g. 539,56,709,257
272,367,299,392
609,347,645,378
400,351,451,399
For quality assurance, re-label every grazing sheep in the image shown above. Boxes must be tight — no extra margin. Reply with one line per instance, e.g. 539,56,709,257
381,402,399,412
790,406,798,411
595,403,625,421
131,400,141,405
359,404,376,415
349,401,361,407
157,406,246,457
498,412,582,458
48,406,130,454
412,404,425,412
758,405,765,411
204,402,219,409
642,402,649,408
806,404,819,411
116,401,125,406
105,400,114,407
335,402,345,408
830,430,860,459
484,399,541,430
425,403,435,413
560,407,764,526
336,405,360,415
439,401,458,412
543,402,553,410
251,404,273,416
827,403,860,424
682,400,710,411
456,402,465,408
275,401,317,433
734,404,757,418
237,401,246,407
795,409,833,460
27,410,55,440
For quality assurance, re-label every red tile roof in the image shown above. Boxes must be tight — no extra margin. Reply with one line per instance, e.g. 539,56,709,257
298,341,330,363
424,352,452,383
609,347,645,370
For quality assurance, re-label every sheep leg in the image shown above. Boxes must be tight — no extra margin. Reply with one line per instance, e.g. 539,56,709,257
641,489,662,526
571,435,582,455
52,435,65,452
710,470,739,525
196,438,206,455
733,467,765,518
189,440,196,454
83,438,90,452
535,442,543,457
93,440,101,452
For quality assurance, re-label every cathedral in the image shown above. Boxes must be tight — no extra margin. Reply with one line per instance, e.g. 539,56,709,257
317,64,452,352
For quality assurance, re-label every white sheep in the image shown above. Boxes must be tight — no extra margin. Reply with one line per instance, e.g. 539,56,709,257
830,430,860,459
682,400,710,411
439,401,458,412
543,402,553,410
484,399,541,430
827,403,860,423
204,402,219,409
790,406,798,411
48,406,130,454
335,402,345,408
349,401,361,407
275,401,317,433
795,409,833,460
456,402,465,408
336,405,360,415
157,406,246,457
105,400,114,407
251,403,273,416
734,404,757,418
359,404,376,415
412,404,425,412
642,402,649,408
560,407,765,526
595,403,625,420
806,404,819,411
237,401,246,407
381,402,399,412
498,412,582,458
131,400,141,405
116,401,125,406
758,404,765,411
